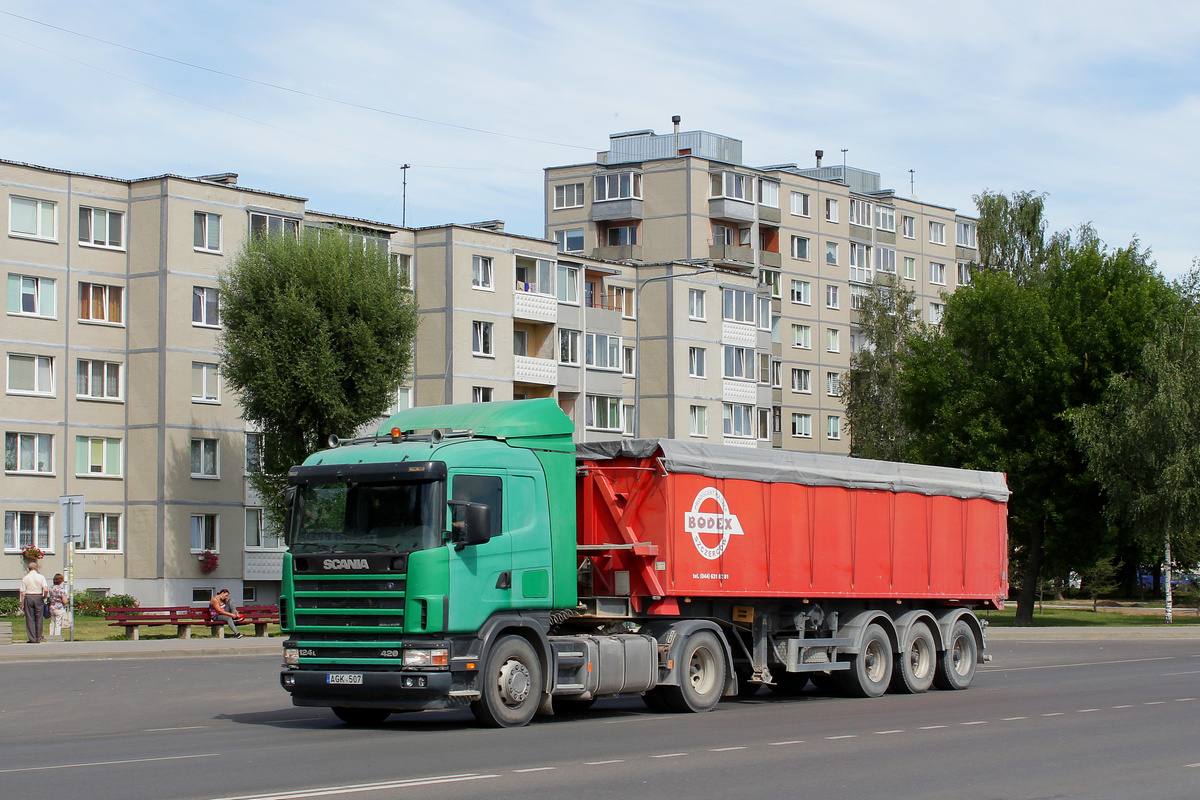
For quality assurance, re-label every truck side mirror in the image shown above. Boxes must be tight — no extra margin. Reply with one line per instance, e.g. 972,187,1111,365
282,487,297,541
448,501,492,549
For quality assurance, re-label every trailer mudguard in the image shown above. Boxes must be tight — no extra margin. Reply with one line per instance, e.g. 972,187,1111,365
639,619,737,696
933,608,985,663
474,612,555,692
892,609,944,653
836,611,899,656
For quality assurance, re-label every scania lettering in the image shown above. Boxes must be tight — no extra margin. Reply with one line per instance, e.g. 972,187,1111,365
278,399,1008,727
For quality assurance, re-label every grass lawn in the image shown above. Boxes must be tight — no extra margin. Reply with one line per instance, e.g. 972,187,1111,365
5,614,283,643
981,604,1200,627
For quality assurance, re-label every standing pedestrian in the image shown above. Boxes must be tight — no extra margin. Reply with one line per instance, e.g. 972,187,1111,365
48,573,71,637
19,561,49,644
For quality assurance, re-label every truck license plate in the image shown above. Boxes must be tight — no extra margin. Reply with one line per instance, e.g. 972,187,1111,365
326,673,363,685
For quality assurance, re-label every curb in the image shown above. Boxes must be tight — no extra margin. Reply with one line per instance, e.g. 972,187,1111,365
984,625,1200,641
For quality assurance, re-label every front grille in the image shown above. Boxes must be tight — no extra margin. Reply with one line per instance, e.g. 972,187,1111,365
301,614,405,627
294,596,406,610
298,579,406,592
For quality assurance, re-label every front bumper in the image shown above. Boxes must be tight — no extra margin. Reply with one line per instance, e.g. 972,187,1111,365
280,669,474,711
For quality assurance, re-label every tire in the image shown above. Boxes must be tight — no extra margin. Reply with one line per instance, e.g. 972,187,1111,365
933,619,978,691
769,671,810,695
891,622,937,694
471,635,543,728
838,623,893,698
659,630,727,713
642,687,670,712
808,670,844,695
332,707,391,726
734,667,762,697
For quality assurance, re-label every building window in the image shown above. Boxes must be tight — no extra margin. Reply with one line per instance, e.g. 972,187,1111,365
929,302,945,325
559,329,580,365
791,368,811,393
688,288,706,320
875,205,896,232
585,333,621,370
554,183,585,209
557,265,579,303
471,256,494,289
595,172,642,201
80,513,121,552
757,353,771,384
245,432,264,474
826,285,840,310
849,198,872,227
192,286,220,327
790,191,810,217
930,262,947,285
792,324,812,349
77,359,121,400
193,212,221,251
790,279,811,305
586,395,622,431
79,283,123,325
758,180,780,208
245,507,283,549
904,257,916,280
79,207,124,248
622,346,635,377
192,362,219,403
902,216,915,239
757,408,770,440
723,403,754,438
622,404,635,436
4,511,52,552
249,212,299,239
512,329,529,357
825,198,839,223
711,172,752,201
789,236,810,261
957,221,977,249
689,405,708,436
472,321,494,356
849,243,872,283
827,371,841,396
472,386,494,403
4,432,53,474
689,347,706,378
605,225,638,247
190,437,218,477
9,196,56,240
760,269,781,299
827,415,841,440
190,513,218,552
609,285,635,318
723,345,755,380
771,359,782,388
957,262,972,286
827,328,840,353
929,221,946,245
851,285,868,310
8,274,56,318
76,435,121,477
826,241,839,266
722,289,755,324
877,247,896,274
7,354,54,396
555,228,584,253
791,413,812,438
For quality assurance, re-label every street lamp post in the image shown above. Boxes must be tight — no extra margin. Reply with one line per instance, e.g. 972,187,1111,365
633,264,717,438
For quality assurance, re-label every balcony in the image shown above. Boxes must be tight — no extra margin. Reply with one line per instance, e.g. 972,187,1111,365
709,243,754,265
245,550,285,581
514,355,558,386
722,379,757,405
514,286,557,323
591,244,643,261
722,320,756,346
758,206,781,224
591,198,643,221
709,198,756,222
760,250,782,268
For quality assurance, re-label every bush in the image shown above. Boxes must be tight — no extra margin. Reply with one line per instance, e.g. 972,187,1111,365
0,596,20,617
72,592,140,617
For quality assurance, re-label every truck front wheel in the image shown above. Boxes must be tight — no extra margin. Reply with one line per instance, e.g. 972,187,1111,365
933,619,978,690
660,630,727,713
472,635,543,728
839,623,893,698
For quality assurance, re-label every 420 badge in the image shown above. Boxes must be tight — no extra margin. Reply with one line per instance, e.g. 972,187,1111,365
685,486,744,560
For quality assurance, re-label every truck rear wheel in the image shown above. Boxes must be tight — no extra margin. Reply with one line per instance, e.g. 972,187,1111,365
660,630,726,713
839,623,893,698
471,635,543,728
933,619,977,690
891,622,936,694
332,707,391,726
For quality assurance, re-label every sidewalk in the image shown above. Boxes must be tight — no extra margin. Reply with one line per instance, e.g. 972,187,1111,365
0,634,281,663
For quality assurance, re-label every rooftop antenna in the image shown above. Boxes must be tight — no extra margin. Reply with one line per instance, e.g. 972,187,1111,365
401,164,411,227
840,149,848,183
909,169,915,196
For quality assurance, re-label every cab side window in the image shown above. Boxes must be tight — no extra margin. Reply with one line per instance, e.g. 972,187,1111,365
452,475,503,538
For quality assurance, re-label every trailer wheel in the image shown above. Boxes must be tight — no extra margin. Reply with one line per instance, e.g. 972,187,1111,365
769,672,810,695
660,631,726,713
891,622,936,694
471,635,543,728
332,707,391,726
838,623,893,698
933,619,977,690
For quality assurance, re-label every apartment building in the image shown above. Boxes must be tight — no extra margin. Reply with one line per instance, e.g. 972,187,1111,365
545,125,978,453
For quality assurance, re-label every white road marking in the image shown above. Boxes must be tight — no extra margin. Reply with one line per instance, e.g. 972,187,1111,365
1041,712,1064,717
0,753,219,774
1174,697,1195,702
585,760,625,765
825,735,857,740
874,730,904,735
513,767,555,773
1163,670,1200,676
1111,705,1133,709
988,656,1172,672
206,774,499,800
1001,716,1027,721
1187,763,1200,769
143,725,209,732
1078,709,1098,713
1144,701,1166,706
603,715,673,725
650,753,688,759
709,746,747,752
769,740,804,746
960,721,988,726
919,725,947,730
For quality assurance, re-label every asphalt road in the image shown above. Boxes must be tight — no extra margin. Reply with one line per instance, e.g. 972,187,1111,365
1,637,1198,800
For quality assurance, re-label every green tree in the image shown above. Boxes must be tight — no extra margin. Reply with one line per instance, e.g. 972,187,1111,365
844,273,922,461
973,189,1048,285
219,229,419,525
1076,555,1121,613
1069,276,1200,622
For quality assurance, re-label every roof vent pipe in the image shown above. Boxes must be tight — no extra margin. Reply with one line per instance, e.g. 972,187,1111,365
815,150,823,167
672,115,681,134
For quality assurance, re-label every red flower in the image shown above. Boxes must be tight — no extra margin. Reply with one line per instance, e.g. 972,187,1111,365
198,550,219,574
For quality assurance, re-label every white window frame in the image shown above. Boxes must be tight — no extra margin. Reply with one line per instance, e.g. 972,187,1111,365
790,236,810,261
559,329,580,365
245,432,264,474
826,285,840,310
849,198,872,227
825,198,839,222
875,205,896,232
472,386,494,403
557,265,579,303
688,288,706,321
828,328,840,353
877,247,896,274
929,302,945,325
609,285,635,319
791,413,812,438
790,279,811,305
827,371,841,396
193,211,221,252
957,220,977,249
4,510,53,553
595,172,642,202
827,415,841,440
759,270,781,300
902,215,915,239
245,506,283,550
9,196,57,241
604,224,638,247
79,512,122,552
190,437,219,478
723,345,755,381
771,360,782,388
586,394,622,431
929,221,946,245
77,359,122,401
472,321,495,357
190,513,219,553
758,179,780,208
826,241,839,266
78,206,125,249
849,243,872,284
4,432,54,474
8,274,56,319
723,403,754,438
553,183,585,209
792,324,812,350
723,289,755,324
249,212,299,240
585,332,622,370
192,286,220,328
192,361,220,403
689,405,708,437
78,282,124,325
76,435,121,477
471,256,494,290
7,353,54,396
711,171,753,202
904,256,916,281
791,368,811,394
688,346,706,378
957,262,972,286
555,228,584,253
930,262,947,286
622,346,635,377
790,191,810,218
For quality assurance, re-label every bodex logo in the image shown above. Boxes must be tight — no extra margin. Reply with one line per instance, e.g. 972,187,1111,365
685,487,744,560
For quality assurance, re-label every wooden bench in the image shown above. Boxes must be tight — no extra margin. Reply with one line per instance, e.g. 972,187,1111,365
106,605,279,640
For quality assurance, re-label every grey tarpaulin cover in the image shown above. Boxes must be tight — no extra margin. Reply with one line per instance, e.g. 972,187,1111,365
576,439,1010,503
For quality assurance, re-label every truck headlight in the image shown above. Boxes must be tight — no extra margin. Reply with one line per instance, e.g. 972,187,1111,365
402,647,449,668
284,647,300,666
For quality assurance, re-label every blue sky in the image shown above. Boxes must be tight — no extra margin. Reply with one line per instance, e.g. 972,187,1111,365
2,0,1198,277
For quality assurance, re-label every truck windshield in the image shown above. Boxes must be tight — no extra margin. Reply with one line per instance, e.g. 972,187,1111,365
287,480,443,554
